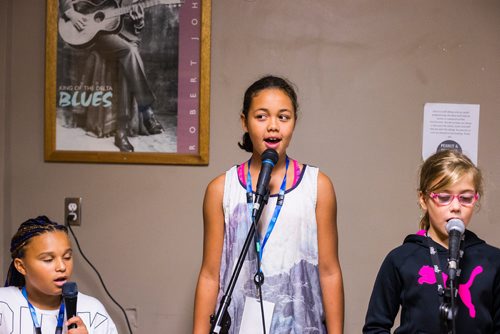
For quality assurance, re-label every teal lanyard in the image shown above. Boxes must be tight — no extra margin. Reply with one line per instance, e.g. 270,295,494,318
246,156,289,262
21,286,65,334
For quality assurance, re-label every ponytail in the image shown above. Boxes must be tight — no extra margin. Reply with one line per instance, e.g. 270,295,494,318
238,132,253,153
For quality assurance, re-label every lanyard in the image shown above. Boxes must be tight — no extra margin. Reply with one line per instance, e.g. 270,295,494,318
246,156,289,262
424,232,465,297
21,286,65,334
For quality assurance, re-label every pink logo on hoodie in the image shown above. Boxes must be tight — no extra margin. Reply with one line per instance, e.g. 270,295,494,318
417,265,483,318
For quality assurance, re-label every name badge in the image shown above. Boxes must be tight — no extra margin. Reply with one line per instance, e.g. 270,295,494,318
239,297,275,334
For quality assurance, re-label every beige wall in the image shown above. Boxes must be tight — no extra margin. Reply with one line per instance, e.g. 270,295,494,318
2,0,500,333
1,0,11,281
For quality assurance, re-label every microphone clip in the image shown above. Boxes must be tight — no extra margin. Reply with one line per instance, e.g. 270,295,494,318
252,189,270,222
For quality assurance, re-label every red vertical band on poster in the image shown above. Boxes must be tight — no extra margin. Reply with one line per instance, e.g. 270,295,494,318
177,0,201,154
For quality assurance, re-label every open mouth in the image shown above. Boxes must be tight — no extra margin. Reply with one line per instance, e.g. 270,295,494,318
264,137,281,144
54,277,67,286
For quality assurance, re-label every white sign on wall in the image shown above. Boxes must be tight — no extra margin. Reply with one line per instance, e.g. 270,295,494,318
422,103,480,165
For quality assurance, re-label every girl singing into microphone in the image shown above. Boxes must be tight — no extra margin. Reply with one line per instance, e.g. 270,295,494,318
363,150,500,333
193,75,344,333
0,216,118,334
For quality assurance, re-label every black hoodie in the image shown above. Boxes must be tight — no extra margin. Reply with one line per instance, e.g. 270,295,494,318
363,230,500,333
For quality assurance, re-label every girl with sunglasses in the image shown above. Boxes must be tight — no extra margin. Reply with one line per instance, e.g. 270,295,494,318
363,149,500,333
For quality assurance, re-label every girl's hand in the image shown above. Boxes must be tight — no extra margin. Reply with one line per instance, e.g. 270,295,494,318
66,316,89,334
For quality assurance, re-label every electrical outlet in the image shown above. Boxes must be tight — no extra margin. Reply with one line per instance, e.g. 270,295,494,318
65,197,82,226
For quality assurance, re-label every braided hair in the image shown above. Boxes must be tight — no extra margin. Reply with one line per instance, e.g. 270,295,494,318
5,216,68,287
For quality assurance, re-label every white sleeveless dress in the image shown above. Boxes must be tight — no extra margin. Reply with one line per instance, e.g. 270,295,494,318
217,163,326,333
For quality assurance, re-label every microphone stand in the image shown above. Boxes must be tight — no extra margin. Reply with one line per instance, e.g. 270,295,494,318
209,192,269,334
449,279,457,334
439,279,457,334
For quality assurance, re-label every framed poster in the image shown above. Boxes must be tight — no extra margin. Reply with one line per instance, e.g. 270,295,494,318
44,0,210,165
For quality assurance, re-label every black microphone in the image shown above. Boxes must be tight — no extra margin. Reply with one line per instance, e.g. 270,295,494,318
446,218,465,281
252,149,279,220
62,282,78,329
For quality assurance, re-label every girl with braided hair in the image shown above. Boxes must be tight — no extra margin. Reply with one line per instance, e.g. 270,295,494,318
1,216,117,334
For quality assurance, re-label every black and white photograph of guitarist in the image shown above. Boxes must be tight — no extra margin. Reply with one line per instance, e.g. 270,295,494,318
56,0,181,152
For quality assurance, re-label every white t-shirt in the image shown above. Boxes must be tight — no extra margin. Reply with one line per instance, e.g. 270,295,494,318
0,286,118,334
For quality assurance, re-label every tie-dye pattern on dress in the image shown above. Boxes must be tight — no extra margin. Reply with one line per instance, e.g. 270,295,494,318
217,164,326,333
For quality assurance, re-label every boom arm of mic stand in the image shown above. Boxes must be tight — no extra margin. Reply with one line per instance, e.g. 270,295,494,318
209,196,267,334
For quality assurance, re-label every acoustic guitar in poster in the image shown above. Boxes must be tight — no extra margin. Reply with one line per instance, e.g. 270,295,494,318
58,0,183,48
